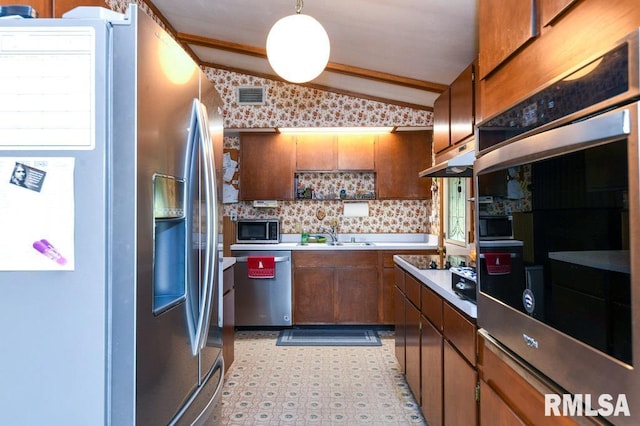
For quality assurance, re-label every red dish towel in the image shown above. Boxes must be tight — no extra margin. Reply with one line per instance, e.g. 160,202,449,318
484,253,511,275
247,256,275,279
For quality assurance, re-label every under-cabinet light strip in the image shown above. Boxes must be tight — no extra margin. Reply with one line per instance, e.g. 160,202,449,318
277,126,394,134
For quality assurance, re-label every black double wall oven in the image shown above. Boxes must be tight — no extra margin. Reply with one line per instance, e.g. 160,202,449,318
475,29,640,424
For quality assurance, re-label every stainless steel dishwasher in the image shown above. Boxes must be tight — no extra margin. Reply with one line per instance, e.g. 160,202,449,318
233,250,292,326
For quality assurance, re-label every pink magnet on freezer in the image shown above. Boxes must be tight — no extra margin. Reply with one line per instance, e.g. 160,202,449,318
33,239,67,265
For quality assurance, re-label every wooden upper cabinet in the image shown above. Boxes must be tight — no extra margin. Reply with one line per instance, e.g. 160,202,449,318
239,133,295,200
540,0,578,27
295,134,374,171
433,62,475,155
449,64,475,146
296,134,335,171
376,131,432,199
479,0,640,118
432,88,451,154
336,134,375,171
478,0,537,79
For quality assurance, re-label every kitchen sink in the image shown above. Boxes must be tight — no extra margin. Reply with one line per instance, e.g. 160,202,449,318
326,242,375,246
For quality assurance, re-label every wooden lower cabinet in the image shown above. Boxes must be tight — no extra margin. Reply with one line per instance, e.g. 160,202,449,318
444,340,478,425
421,316,443,426
381,251,435,324
294,266,334,323
394,285,406,374
395,265,478,425
293,251,378,324
335,267,378,322
480,381,526,426
405,302,421,401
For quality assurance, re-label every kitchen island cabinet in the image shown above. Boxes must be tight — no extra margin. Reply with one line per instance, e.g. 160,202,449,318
293,251,378,324
239,133,295,200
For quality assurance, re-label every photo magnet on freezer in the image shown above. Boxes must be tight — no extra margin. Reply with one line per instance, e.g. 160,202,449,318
8,162,46,192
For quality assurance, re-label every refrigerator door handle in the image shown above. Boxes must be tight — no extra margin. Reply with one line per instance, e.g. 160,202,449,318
235,256,290,263
185,98,210,355
193,100,218,353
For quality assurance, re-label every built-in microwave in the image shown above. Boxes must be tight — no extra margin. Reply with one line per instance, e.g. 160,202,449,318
478,215,513,240
236,218,280,243
475,28,639,425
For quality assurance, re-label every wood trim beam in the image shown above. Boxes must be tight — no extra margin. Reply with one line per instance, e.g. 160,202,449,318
178,32,447,94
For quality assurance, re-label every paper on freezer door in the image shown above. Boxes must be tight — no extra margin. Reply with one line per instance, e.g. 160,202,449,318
0,157,75,270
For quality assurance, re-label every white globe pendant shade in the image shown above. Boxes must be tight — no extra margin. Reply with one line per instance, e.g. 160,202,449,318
266,13,330,83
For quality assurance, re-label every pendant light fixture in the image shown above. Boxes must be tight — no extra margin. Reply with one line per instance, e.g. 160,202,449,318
266,0,330,83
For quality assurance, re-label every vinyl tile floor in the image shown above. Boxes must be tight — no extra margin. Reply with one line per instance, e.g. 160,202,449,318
220,330,426,425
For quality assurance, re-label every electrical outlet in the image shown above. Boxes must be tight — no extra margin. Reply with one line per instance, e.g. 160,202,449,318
230,211,237,221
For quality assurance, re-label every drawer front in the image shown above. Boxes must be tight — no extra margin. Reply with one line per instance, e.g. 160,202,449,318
421,285,443,330
478,331,583,426
294,250,377,267
405,273,421,308
443,301,477,365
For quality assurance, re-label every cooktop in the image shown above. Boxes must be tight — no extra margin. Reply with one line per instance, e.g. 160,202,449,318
397,254,473,270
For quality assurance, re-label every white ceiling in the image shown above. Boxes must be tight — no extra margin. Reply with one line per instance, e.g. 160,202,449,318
148,0,478,110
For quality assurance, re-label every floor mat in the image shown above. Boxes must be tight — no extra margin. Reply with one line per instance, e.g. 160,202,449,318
276,328,382,346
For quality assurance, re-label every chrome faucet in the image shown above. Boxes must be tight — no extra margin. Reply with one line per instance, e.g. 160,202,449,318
321,224,339,243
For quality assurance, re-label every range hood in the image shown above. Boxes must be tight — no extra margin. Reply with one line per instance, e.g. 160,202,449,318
419,143,475,178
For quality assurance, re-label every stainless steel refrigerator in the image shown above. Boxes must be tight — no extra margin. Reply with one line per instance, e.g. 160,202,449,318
0,5,224,425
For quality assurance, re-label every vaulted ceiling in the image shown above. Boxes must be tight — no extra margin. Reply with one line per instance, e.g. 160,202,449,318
147,0,478,111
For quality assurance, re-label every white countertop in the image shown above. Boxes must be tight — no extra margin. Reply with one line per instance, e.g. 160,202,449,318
222,257,236,270
231,233,439,252
394,255,477,319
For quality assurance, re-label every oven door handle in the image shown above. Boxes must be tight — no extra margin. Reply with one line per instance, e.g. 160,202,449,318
235,256,290,263
478,253,518,259
475,108,630,174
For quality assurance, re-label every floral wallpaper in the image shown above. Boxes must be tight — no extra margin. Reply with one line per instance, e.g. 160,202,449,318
207,70,432,129
108,0,436,234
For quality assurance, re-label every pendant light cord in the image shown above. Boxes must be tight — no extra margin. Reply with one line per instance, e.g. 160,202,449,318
296,0,303,14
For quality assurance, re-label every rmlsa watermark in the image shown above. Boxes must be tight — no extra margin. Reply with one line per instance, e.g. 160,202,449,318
545,393,630,417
